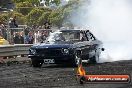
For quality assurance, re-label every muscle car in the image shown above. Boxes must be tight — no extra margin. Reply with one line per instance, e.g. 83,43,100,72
28,28,104,67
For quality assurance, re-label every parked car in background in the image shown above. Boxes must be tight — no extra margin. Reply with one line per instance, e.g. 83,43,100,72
28,28,104,67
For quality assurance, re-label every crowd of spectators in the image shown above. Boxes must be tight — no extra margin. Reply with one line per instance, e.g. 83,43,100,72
0,22,7,39
0,16,52,45
0,25,50,44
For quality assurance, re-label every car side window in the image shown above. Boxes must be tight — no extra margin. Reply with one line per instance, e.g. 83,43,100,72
80,32,87,41
86,31,95,41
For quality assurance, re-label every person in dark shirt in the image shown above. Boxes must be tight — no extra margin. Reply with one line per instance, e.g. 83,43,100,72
24,28,29,36
0,29,2,36
14,32,24,44
44,21,51,29
40,31,48,42
9,16,18,28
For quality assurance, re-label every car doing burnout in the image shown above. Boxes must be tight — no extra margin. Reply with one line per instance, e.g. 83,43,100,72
28,28,104,67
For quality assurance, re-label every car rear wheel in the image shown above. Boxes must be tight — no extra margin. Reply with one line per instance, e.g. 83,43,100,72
89,48,101,64
31,59,44,67
89,52,99,64
89,56,97,64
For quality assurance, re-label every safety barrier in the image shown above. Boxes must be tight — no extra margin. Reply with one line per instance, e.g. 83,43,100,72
0,44,33,57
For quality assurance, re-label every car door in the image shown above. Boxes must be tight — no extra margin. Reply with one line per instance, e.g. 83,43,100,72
85,30,98,58
75,31,90,60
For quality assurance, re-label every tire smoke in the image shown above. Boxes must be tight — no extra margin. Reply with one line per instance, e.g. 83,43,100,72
70,0,132,62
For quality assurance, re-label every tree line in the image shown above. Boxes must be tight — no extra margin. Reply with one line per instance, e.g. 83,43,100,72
0,0,81,28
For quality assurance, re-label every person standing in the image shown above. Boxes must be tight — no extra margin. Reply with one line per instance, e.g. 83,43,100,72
25,32,34,44
0,29,3,38
13,32,24,44
40,31,48,42
9,16,18,28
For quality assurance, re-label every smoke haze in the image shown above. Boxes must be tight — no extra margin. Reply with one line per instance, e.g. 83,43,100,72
70,0,132,62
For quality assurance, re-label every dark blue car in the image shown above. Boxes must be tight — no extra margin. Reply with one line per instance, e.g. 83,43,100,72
28,29,104,67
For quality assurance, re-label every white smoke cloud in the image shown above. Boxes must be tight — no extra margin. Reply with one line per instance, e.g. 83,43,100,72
70,0,132,62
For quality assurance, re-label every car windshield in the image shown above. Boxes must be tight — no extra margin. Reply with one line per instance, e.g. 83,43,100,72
47,31,83,42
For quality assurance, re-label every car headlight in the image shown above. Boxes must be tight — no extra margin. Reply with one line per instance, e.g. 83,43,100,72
30,49,36,55
63,49,69,54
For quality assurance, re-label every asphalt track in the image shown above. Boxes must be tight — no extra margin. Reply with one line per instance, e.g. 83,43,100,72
0,59,132,88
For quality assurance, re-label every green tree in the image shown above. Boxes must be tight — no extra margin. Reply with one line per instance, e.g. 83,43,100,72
0,11,26,25
48,0,79,27
43,0,60,6
15,1,33,15
11,11,26,24
13,0,61,6
50,0,60,6
26,8,44,26
0,13,8,24
59,0,81,27
13,0,40,6
13,0,24,3
38,12,51,26
4,0,81,28
49,9,64,27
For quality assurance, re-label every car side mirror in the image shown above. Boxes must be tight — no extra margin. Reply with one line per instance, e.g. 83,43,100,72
101,48,105,51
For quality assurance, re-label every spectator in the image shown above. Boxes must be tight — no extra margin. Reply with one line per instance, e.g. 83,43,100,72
9,16,18,28
25,32,34,44
20,31,24,44
0,23,7,39
34,31,40,44
9,16,18,37
24,28,30,36
13,32,24,44
0,29,3,38
44,21,51,29
40,31,48,42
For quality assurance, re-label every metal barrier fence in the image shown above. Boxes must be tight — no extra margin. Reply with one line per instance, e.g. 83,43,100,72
0,44,33,57
1,27,27,44
1,27,53,44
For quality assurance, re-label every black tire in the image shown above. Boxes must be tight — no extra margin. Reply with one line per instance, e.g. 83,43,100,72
31,59,44,67
89,49,100,64
89,56,97,64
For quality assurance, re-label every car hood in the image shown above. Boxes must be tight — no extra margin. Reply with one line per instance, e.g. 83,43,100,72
31,40,102,49
31,41,73,49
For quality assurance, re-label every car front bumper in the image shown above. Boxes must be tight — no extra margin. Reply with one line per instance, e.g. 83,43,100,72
28,54,75,63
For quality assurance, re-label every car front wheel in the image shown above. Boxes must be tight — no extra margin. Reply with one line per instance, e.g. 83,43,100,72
31,59,44,67
89,56,97,64
72,53,82,66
